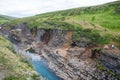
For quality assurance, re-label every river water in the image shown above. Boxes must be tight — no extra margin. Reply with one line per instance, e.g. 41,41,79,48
14,45,63,80
27,52,63,80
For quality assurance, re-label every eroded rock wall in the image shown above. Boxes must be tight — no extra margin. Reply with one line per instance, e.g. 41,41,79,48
1,23,120,80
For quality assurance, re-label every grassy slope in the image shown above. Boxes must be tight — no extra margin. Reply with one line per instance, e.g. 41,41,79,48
0,36,44,80
0,15,16,24
5,1,120,31
3,1,120,46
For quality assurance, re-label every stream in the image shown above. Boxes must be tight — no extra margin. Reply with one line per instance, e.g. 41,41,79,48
13,44,63,80
26,52,63,80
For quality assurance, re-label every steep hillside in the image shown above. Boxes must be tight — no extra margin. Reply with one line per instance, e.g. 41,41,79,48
0,15,15,24
0,36,44,80
3,1,120,47
4,1,120,30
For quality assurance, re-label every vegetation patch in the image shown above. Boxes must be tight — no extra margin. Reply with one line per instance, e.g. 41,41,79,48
97,60,120,79
72,28,111,46
0,36,43,80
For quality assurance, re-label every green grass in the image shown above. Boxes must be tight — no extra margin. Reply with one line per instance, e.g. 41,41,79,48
72,28,111,46
71,13,120,31
4,1,120,30
2,1,120,46
0,36,44,80
0,15,16,24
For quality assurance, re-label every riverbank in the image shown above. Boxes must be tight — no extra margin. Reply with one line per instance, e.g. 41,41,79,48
13,45,63,80
0,36,43,80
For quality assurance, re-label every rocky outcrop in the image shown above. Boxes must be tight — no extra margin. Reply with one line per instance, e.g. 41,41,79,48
41,47,120,80
5,23,72,49
97,49,120,79
1,23,120,80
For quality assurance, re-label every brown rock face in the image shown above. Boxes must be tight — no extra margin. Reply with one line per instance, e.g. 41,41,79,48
2,23,120,80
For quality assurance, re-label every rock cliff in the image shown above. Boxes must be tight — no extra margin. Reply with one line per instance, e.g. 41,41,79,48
1,23,120,80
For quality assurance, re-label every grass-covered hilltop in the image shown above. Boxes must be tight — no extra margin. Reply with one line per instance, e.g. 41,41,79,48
0,15,15,24
2,1,120,47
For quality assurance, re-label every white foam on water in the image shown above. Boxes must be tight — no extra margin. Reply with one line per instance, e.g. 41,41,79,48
26,51,41,61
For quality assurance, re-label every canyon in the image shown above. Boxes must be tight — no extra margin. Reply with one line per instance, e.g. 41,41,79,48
1,22,120,80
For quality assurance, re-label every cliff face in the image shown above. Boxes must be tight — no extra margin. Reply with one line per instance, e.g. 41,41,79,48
6,23,72,49
2,23,120,80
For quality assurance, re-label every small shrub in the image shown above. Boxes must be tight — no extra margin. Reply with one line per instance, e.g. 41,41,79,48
6,46,16,54
117,74,120,80
31,74,41,80
4,76,18,80
20,58,33,68
91,16,95,21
